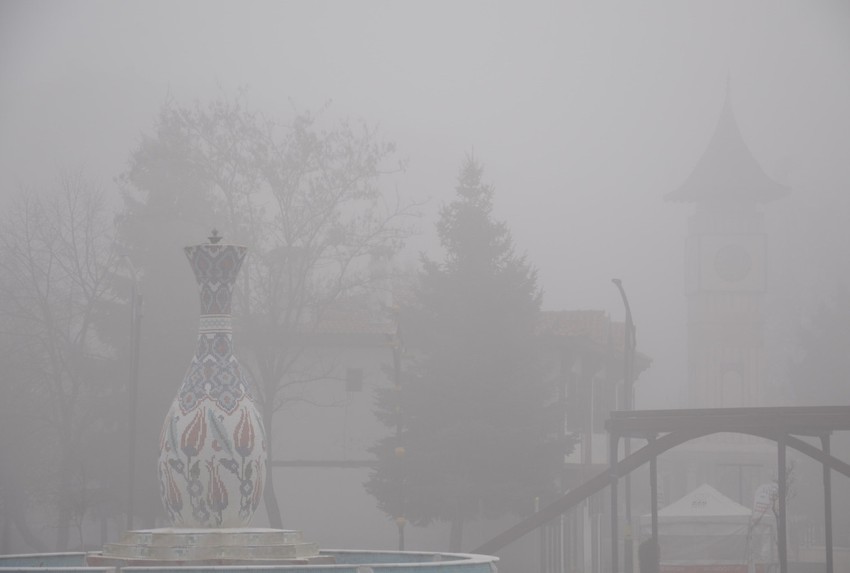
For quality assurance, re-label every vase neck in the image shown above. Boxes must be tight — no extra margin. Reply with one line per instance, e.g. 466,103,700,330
184,244,247,316
199,314,232,332
194,327,233,361
198,313,233,335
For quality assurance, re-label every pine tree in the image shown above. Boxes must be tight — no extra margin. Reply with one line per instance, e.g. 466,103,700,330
367,156,570,551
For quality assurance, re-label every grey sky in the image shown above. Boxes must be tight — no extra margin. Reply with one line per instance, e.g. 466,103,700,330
2,0,848,407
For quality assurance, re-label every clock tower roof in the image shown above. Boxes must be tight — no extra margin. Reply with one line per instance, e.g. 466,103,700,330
665,93,788,204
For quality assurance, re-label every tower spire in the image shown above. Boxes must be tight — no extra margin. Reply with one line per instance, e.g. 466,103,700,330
665,86,788,205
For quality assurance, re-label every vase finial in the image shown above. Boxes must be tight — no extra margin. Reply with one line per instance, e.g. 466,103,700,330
208,229,222,244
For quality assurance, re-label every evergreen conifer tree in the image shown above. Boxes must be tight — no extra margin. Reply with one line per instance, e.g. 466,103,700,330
367,156,570,551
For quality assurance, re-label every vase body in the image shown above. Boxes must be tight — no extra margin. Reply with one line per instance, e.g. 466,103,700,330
158,242,266,527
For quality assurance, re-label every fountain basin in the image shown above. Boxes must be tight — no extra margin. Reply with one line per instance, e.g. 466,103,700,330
0,549,498,572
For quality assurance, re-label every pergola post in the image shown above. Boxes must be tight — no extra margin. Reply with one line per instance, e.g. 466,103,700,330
475,407,850,560
610,431,619,573
822,434,833,573
778,433,787,573
649,436,658,545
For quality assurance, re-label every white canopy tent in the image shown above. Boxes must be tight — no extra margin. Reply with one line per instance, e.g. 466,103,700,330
640,483,775,570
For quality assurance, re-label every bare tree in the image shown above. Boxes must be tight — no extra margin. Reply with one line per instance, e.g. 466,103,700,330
120,93,419,528
0,316,49,553
0,171,121,550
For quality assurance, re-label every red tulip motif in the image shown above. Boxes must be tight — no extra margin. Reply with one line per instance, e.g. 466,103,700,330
180,409,207,457
251,459,263,512
207,460,228,512
234,408,255,458
162,462,183,513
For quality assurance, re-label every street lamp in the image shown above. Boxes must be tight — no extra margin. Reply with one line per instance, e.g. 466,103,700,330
611,279,636,411
123,256,143,532
612,278,637,573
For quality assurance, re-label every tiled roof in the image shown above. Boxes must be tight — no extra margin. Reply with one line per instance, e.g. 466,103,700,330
536,310,637,355
299,300,650,371
305,304,629,347
536,309,612,346
300,297,643,363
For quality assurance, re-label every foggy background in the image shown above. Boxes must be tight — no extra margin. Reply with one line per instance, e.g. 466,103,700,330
1,0,849,561
3,1,848,409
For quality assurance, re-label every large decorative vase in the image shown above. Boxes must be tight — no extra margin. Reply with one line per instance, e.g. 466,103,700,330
158,232,267,527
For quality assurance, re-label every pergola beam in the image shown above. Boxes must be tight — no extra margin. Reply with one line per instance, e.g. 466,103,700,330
475,406,850,564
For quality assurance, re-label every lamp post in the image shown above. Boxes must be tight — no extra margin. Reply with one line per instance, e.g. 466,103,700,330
391,315,406,551
611,279,636,410
612,279,636,573
124,256,143,532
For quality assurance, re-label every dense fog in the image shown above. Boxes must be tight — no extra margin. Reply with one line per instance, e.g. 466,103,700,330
1,1,848,570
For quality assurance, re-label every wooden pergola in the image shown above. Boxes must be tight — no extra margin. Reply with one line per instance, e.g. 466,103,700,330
607,406,850,573
475,406,850,573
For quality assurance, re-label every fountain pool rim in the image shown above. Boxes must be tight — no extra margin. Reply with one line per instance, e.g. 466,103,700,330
0,549,499,572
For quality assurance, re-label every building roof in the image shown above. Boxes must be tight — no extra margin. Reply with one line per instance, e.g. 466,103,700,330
665,93,788,204
309,303,621,343
300,300,651,374
536,310,612,346
537,310,651,372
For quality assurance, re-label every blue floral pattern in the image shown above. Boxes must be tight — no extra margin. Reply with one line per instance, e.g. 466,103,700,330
158,239,266,528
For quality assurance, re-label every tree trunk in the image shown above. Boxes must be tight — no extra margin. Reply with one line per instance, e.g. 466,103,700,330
262,400,284,529
449,514,464,552
55,469,72,551
1,513,8,554
1,450,47,553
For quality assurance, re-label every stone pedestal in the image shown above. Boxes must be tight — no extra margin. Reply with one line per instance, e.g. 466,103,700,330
86,528,332,567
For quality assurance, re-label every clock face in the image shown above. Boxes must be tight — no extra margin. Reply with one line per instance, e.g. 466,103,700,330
689,234,765,293
713,244,752,282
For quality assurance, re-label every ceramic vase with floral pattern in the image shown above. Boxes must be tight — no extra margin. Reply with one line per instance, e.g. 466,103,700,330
158,233,266,527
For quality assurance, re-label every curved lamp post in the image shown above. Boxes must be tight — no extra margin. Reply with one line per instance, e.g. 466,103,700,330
612,279,636,573
611,279,636,411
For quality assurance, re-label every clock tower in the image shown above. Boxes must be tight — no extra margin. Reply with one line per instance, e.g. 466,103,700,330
660,92,790,509
667,93,788,409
